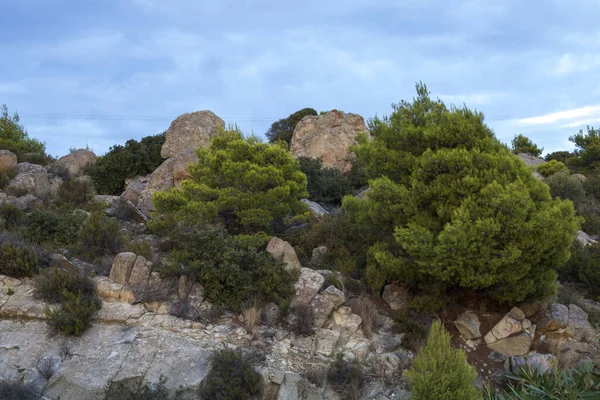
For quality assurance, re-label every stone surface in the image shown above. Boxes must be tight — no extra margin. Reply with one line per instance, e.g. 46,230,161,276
566,304,596,342
571,173,587,183
0,150,17,170
487,308,527,343
127,256,152,288
7,193,39,211
53,149,97,179
576,230,598,246
381,284,410,311
109,252,138,285
8,163,50,198
290,110,368,173
49,175,64,198
517,153,545,167
507,307,526,322
508,353,557,375
301,199,329,217
310,246,329,267
310,286,345,329
537,303,569,334
315,329,340,356
372,332,404,354
120,175,149,205
137,149,198,213
267,237,302,272
487,331,533,357
161,110,225,159
454,310,481,340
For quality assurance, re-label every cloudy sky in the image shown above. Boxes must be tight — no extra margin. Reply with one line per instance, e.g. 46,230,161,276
1,0,599,157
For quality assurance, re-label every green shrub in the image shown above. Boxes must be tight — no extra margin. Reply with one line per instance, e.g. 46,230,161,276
86,132,165,195
105,377,169,400
561,241,600,297
5,185,28,197
76,211,125,262
405,320,479,400
34,267,97,304
396,313,428,352
487,363,600,399
297,157,353,204
0,381,38,400
537,160,568,177
123,238,153,261
346,83,580,304
0,167,16,189
291,303,315,335
158,223,295,313
57,178,94,206
327,354,365,400
0,105,47,161
567,126,600,172
24,208,86,248
198,349,262,400
545,150,574,164
265,107,317,145
511,134,543,157
45,289,101,336
0,242,40,278
0,203,26,230
322,273,343,291
153,129,308,236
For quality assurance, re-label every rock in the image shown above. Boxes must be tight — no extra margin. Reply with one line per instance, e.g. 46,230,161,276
7,194,39,211
382,284,410,311
330,306,362,334
454,311,481,340
486,308,527,344
137,149,198,213
290,110,368,173
120,175,149,205
109,252,138,285
0,150,17,170
508,353,557,375
127,256,152,287
517,153,545,167
518,301,548,318
50,254,80,274
301,199,329,217
537,303,569,334
49,175,64,198
372,331,405,354
571,173,587,183
53,149,97,179
262,302,280,325
487,331,533,357
566,304,595,342
310,246,329,267
161,110,225,159
533,171,545,181
315,329,340,356
15,162,46,174
310,286,345,328
267,237,302,272
7,163,50,198
576,230,598,246
507,307,526,322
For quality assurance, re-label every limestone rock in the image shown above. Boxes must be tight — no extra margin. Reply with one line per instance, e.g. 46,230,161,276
382,284,410,311
120,174,149,205
301,199,329,217
518,301,548,318
537,303,569,334
0,150,17,170
487,331,533,357
161,110,225,159
109,252,138,285
571,173,587,183
508,353,557,375
486,308,527,344
127,255,152,287
53,149,97,179
7,194,39,211
267,237,302,272
137,149,198,213
8,163,50,198
454,311,481,340
310,246,329,267
576,230,598,246
49,175,64,198
310,286,345,328
517,153,545,167
372,331,405,354
290,110,368,173
566,304,596,342
315,329,340,356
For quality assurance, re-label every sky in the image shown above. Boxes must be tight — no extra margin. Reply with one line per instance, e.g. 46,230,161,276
1,0,600,157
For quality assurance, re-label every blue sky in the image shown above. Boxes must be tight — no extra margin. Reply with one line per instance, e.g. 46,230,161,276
1,0,599,157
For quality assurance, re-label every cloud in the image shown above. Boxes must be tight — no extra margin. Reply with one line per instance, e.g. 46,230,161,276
515,106,600,126
553,53,600,75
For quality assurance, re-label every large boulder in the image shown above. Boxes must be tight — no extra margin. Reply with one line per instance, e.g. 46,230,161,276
454,310,481,340
310,285,345,328
0,150,17,170
292,267,325,305
290,110,368,173
537,303,569,334
266,237,301,272
120,175,150,206
8,162,50,198
487,331,533,357
109,252,138,285
137,149,198,213
53,149,97,179
160,111,225,159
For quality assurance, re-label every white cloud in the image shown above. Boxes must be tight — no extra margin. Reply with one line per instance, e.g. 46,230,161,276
515,105,600,125
553,53,600,75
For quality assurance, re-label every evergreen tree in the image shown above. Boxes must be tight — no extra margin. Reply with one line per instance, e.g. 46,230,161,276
265,107,317,145
511,134,543,157
0,105,46,161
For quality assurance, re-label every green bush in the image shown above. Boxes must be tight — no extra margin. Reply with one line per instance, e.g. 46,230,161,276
511,134,543,157
0,203,26,230
561,241,600,297
327,354,365,399
345,83,579,304
265,108,317,146
405,320,479,400
0,105,47,162
198,349,262,400
396,312,428,352
45,289,101,336
0,242,40,278
76,211,125,262
105,377,169,400
86,132,165,195
24,208,86,248
0,167,16,189
537,160,569,177
34,267,97,304
153,129,308,236
57,178,94,206
157,222,295,313
487,363,600,399
545,150,574,164
291,303,315,335
297,157,354,204
567,126,600,172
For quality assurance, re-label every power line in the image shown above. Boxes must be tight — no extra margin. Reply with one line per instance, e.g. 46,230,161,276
19,112,279,121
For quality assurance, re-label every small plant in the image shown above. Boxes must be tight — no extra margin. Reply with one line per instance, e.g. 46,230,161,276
76,211,125,262
45,289,101,336
348,294,380,339
405,320,479,400
304,365,327,388
396,312,428,352
34,267,97,304
291,303,315,335
243,301,261,337
5,185,28,197
57,178,94,206
322,273,343,292
537,160,569,177
6,288,14,296
0,380,38,400
123,239,153,261
198,349,263,400
36,357,55,379
105,376,169,400
58,339,73,360
327,354,365,400
0,242,40,278
0,167,16,189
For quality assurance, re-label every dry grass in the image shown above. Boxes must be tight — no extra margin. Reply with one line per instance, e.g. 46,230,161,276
348,294,380,339
36,357,55,379
243,302,261,337
304,364,327,388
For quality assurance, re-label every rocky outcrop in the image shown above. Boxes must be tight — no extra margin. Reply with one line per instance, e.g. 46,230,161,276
120,175,150,205
576,230,598,246
267,237,302,272
290,110,368,173
0,150,17,170
292,268,325,305
301,199,329,217
137,149,198,213
53,149,97,179
108,252,138,285
517,153,545,167
310,246,328,267
382,284,410,311
454,310,481,340
537,303,569,335
7,162,50,198
160,111,225,159
484,307,534,357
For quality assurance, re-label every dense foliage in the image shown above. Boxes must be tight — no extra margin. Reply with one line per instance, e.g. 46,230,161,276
265,107,317,145
297,156,354,204
560,241,600,298
545,150,573,164
0,241,40,277
198,349,262,400
343,84,579,307
86,132,165,195
45,289,101,336
511,134,543,157
537,160,568,177
153,129,308,236
567,126,600,172
76,210,125,262
405,320,479,400
0,105,48,163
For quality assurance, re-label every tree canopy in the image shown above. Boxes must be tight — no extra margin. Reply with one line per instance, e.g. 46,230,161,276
0,105,47,162
567,126,600,171
343,83,579,307
511,134,543,157
153,129,308,236
265,108,317,145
